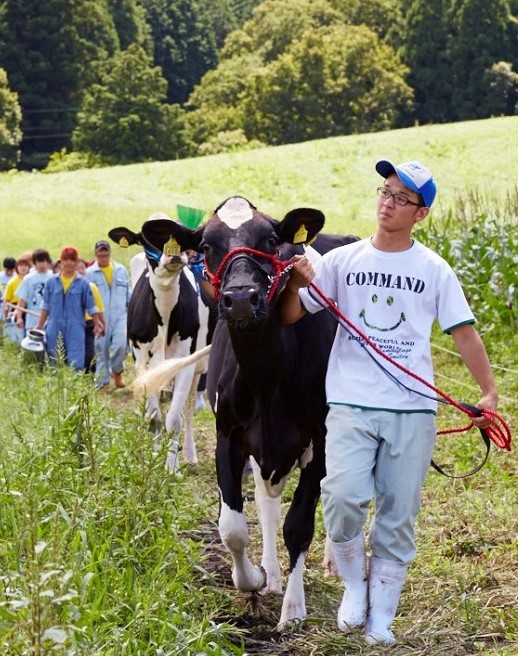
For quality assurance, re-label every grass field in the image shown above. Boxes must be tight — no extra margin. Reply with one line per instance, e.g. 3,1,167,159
0,116,517,655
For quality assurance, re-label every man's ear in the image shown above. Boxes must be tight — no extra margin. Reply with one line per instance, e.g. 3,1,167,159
414,207,429,225
276,208,325,244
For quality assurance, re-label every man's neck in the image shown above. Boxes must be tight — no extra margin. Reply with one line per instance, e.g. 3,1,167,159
371,232,413,253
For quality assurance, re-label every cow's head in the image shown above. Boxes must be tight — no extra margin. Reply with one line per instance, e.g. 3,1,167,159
159,196,325,325
108,212,188,272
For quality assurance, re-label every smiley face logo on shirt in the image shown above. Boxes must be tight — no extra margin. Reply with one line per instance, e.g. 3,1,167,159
359,294,406,332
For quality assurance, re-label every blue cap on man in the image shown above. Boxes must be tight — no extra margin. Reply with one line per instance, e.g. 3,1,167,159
376,160,437,208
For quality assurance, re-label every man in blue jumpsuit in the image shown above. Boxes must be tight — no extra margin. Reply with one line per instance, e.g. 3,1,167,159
86,240,131,389
35,247,103,370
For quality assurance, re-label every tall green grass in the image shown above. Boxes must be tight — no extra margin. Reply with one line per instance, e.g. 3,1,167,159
0,345,243,655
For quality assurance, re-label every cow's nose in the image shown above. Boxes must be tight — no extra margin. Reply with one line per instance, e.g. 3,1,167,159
221,287,259,318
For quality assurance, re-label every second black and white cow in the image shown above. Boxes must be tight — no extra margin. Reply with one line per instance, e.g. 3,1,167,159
152,196,358,628
108,213,215,471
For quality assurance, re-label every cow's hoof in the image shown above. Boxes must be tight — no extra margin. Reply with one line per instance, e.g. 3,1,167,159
276,615,305,633
233,564,266,592
260,583,283,597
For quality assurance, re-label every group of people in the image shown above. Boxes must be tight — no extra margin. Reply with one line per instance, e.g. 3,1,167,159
0,240,131,390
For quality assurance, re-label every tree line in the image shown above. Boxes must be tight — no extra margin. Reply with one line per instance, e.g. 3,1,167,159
0,0,517,171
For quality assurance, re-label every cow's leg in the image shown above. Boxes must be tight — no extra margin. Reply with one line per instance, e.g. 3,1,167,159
277,455,324,630
134,345,163,428
217,438,266,592
146,393,163,426
250,458,283,595
164,363,196,472
181,371,200,465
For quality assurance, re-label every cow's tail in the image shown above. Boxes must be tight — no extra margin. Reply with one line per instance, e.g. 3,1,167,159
131,345,211,399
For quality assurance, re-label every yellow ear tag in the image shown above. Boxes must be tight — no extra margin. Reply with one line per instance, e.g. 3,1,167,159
163,236,181,257
119,237,129,248
293,224,308,244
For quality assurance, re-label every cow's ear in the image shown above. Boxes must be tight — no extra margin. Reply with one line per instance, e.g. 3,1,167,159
165,222,205,252
108,227,140,248
276,208,325,245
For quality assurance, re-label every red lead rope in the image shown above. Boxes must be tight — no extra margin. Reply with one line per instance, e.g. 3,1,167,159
308,281,512,452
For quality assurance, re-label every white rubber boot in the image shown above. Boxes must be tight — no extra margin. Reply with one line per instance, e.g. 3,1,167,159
365,556,407,646
330,533,368,633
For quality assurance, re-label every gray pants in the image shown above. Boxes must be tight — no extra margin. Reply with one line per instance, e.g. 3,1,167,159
321,405,436,564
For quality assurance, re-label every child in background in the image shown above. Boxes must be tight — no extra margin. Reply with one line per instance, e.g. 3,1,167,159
3,257,31,344
0,256,16,317
15,249,54,333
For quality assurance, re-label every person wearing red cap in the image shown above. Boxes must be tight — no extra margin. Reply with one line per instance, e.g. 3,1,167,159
35,246,104,370
280,159,498,646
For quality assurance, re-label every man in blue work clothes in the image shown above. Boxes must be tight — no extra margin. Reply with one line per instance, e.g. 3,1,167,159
35,246,103,370
86,240,131,389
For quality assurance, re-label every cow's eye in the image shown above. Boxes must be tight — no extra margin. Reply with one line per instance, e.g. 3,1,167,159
201,243,210,253
266,236,279,250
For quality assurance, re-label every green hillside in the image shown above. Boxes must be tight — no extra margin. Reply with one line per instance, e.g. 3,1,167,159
1,115,517,264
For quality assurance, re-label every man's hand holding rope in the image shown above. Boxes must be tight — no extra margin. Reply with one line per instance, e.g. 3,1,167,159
287,254,315,291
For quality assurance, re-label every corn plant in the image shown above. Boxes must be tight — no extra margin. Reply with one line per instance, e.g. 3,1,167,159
417,190,518,338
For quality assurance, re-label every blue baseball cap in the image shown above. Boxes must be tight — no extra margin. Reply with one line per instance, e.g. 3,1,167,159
376,160,437,208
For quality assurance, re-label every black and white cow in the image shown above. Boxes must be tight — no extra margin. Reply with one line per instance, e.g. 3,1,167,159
108,213,215,471
150,196,358,628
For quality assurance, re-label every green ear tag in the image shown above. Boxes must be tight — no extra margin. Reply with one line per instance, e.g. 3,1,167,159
293,225,308,244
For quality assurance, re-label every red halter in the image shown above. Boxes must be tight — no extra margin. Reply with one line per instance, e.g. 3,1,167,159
204,247,293,302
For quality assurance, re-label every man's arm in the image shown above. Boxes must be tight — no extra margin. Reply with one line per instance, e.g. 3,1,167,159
450,323,498,428
279,255,315,324
15,299,27,328
35,309,48,331
92,311,105,338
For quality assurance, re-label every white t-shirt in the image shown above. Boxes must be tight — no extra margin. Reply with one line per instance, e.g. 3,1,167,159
299,238,475,413
16,270,53,329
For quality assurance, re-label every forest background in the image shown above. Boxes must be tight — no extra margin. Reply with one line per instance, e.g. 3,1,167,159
1,0,518,171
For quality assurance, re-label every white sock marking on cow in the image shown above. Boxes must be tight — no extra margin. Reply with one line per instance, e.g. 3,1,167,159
219,498,265,592
278,552,307,630
251,459,283,594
